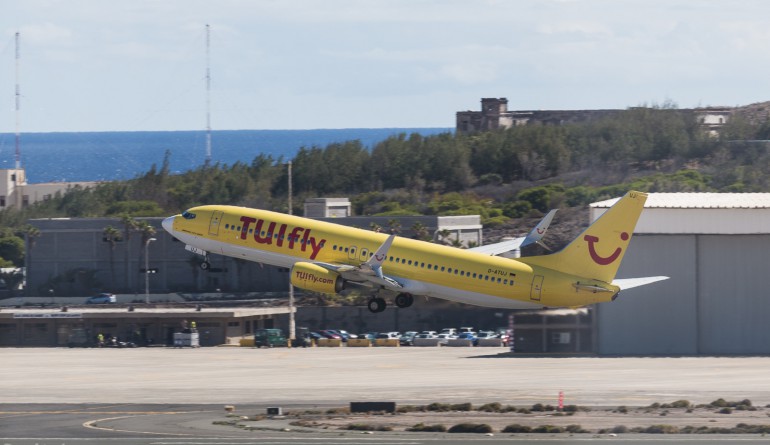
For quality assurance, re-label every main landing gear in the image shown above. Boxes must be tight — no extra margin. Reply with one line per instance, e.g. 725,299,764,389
395,292,414,308
200,256,211,270
367,297,386,313
367,293,414,313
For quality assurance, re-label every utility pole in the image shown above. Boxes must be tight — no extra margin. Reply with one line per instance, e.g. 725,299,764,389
144,238,157,303
288,161,295,341
205,24,212,164
15,32,21,170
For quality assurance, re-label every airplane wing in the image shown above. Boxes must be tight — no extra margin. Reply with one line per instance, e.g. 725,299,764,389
612,276,669,290
468,209,557,256
312,234,404,291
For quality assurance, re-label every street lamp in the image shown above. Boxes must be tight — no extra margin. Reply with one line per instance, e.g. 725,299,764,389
287,161,295,341
144,237,157,304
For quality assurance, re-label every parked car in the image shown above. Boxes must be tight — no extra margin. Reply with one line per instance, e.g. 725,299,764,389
399,331,418,346
375,332,399,339
457,332,478,346
420,330,438,336
85,293,116,304
476,331,496,339
254,328,287,348
436,333,456,345
439,328,457,336
415,333,436,339
318,330,342,339
360,332,378,340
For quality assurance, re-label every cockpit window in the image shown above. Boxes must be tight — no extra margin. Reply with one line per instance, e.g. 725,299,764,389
182,211,196,220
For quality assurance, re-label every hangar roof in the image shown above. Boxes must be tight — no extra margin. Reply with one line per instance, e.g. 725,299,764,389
591,193,770,209
590,193,770,234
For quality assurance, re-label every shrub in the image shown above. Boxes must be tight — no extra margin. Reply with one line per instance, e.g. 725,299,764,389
562,404,579,413
344,423,392,431
532,425,564,433
426,402,452,412
565,424,588,433
531,403,545,412
502,424,531,433
611,425,628,434
642,424,679,434
669,399,691,409
718,407,733,414
616,406,628,414
478,402,502,412
450,403,473,411
448,423,493,434
407,423,447,432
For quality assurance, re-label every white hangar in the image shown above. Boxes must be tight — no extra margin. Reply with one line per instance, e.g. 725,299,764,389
593,193,770,355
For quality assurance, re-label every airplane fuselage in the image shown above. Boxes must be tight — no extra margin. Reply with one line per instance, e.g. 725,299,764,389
164,205,619,309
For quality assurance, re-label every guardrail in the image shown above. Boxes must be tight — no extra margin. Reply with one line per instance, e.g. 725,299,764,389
412,338,442,347
316,338,342,347
347,339,372,347
374,338,400,347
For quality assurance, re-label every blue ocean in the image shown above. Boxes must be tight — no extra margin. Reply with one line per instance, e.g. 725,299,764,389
0,128,452,183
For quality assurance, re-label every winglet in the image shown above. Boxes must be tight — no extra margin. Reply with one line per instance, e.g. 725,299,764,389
363,234,396,279
521,209,557,248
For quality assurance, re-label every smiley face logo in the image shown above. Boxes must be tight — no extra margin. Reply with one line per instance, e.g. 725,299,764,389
536,227,546,235
584,232,629,265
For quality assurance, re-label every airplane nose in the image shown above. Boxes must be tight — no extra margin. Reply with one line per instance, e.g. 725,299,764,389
162,216,176,234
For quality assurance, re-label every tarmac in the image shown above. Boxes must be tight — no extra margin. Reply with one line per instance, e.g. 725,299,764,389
4,347,770,443
3,347,770,407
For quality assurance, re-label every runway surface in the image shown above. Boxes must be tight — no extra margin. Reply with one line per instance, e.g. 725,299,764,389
2,347,770,443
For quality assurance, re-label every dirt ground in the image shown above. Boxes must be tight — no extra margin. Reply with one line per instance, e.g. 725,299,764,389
268,404,770,434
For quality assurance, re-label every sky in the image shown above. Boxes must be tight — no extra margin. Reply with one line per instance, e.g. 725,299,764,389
0,0,769,133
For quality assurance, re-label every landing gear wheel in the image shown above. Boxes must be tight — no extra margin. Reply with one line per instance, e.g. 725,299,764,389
394,293,414,308
200,260,210,270
367,297,386,313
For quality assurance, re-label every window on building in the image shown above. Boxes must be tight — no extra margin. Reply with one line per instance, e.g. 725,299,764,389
22,195,29,207
0,196,5,207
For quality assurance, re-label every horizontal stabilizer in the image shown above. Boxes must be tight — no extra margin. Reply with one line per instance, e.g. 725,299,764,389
612,276,669,290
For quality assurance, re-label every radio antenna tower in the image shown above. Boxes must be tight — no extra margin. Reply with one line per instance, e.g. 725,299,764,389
15,31,21,170
205,24,212,165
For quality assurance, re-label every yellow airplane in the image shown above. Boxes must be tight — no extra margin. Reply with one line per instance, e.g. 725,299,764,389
162,191,667,312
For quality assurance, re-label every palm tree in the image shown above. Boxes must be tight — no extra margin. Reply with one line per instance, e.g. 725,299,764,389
120,214,139,292
102,225,122,289
136,220,157,293
19,225,40,298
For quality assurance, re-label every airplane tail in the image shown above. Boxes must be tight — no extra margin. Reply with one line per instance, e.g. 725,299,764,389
518,191,648,283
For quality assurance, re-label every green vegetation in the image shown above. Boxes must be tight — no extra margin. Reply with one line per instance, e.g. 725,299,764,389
447,423,493,433
406,423,447,432
2,106,770,267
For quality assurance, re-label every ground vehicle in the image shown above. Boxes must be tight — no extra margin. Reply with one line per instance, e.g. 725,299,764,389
254,328,287,348
439,328,457,336
476,331,496,339
457,332,478,346
318,330,342,340
415,333,436,339
399,331,418,346
420,331,438,336
436,333,456,345
375,332,399,339
85,293,116,304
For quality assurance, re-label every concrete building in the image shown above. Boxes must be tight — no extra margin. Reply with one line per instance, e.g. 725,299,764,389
456,98,734,136
304,198,352,218
0,306,291,347
595,193,770,355
0,168,97,210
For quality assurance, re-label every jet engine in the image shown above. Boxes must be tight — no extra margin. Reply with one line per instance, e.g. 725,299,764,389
290,262,345,294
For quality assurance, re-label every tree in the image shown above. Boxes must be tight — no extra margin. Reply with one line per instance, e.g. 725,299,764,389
136,220,157,293
120,214,139,291
102,225,122,289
